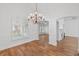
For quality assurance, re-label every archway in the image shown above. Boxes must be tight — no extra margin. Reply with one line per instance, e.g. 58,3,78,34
56,16,79,55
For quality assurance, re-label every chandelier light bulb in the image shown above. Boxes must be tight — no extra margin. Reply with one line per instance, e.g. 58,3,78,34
38,13,42,16
34,11,38,14
27,4,46,24
29,13,33,16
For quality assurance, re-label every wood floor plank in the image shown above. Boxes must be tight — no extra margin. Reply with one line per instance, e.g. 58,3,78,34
0,36,78,56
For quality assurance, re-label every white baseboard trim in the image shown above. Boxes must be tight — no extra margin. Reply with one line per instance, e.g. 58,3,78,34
0,39,38,51
49,41,57,46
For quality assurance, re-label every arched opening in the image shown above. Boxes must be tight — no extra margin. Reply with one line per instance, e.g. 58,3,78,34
56,16,79,55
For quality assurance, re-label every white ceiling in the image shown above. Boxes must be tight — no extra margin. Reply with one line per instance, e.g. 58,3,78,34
0,3,79,18
38,3,79,17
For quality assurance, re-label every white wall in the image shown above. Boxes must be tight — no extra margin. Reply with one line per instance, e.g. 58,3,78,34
56,18,64,41
0,3,39,50
64,17,79,37
0,3,79,50
47,17,57,46
0,3,57,50
64,17,79,52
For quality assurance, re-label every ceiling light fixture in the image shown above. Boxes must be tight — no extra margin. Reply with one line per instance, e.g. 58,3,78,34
27,3,45,24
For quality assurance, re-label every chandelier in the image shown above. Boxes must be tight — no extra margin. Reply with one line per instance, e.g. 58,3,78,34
27,4,45,24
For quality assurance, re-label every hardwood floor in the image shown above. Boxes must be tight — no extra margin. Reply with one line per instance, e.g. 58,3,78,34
57,36,78,56
0,40,64,56
0,36,78,56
